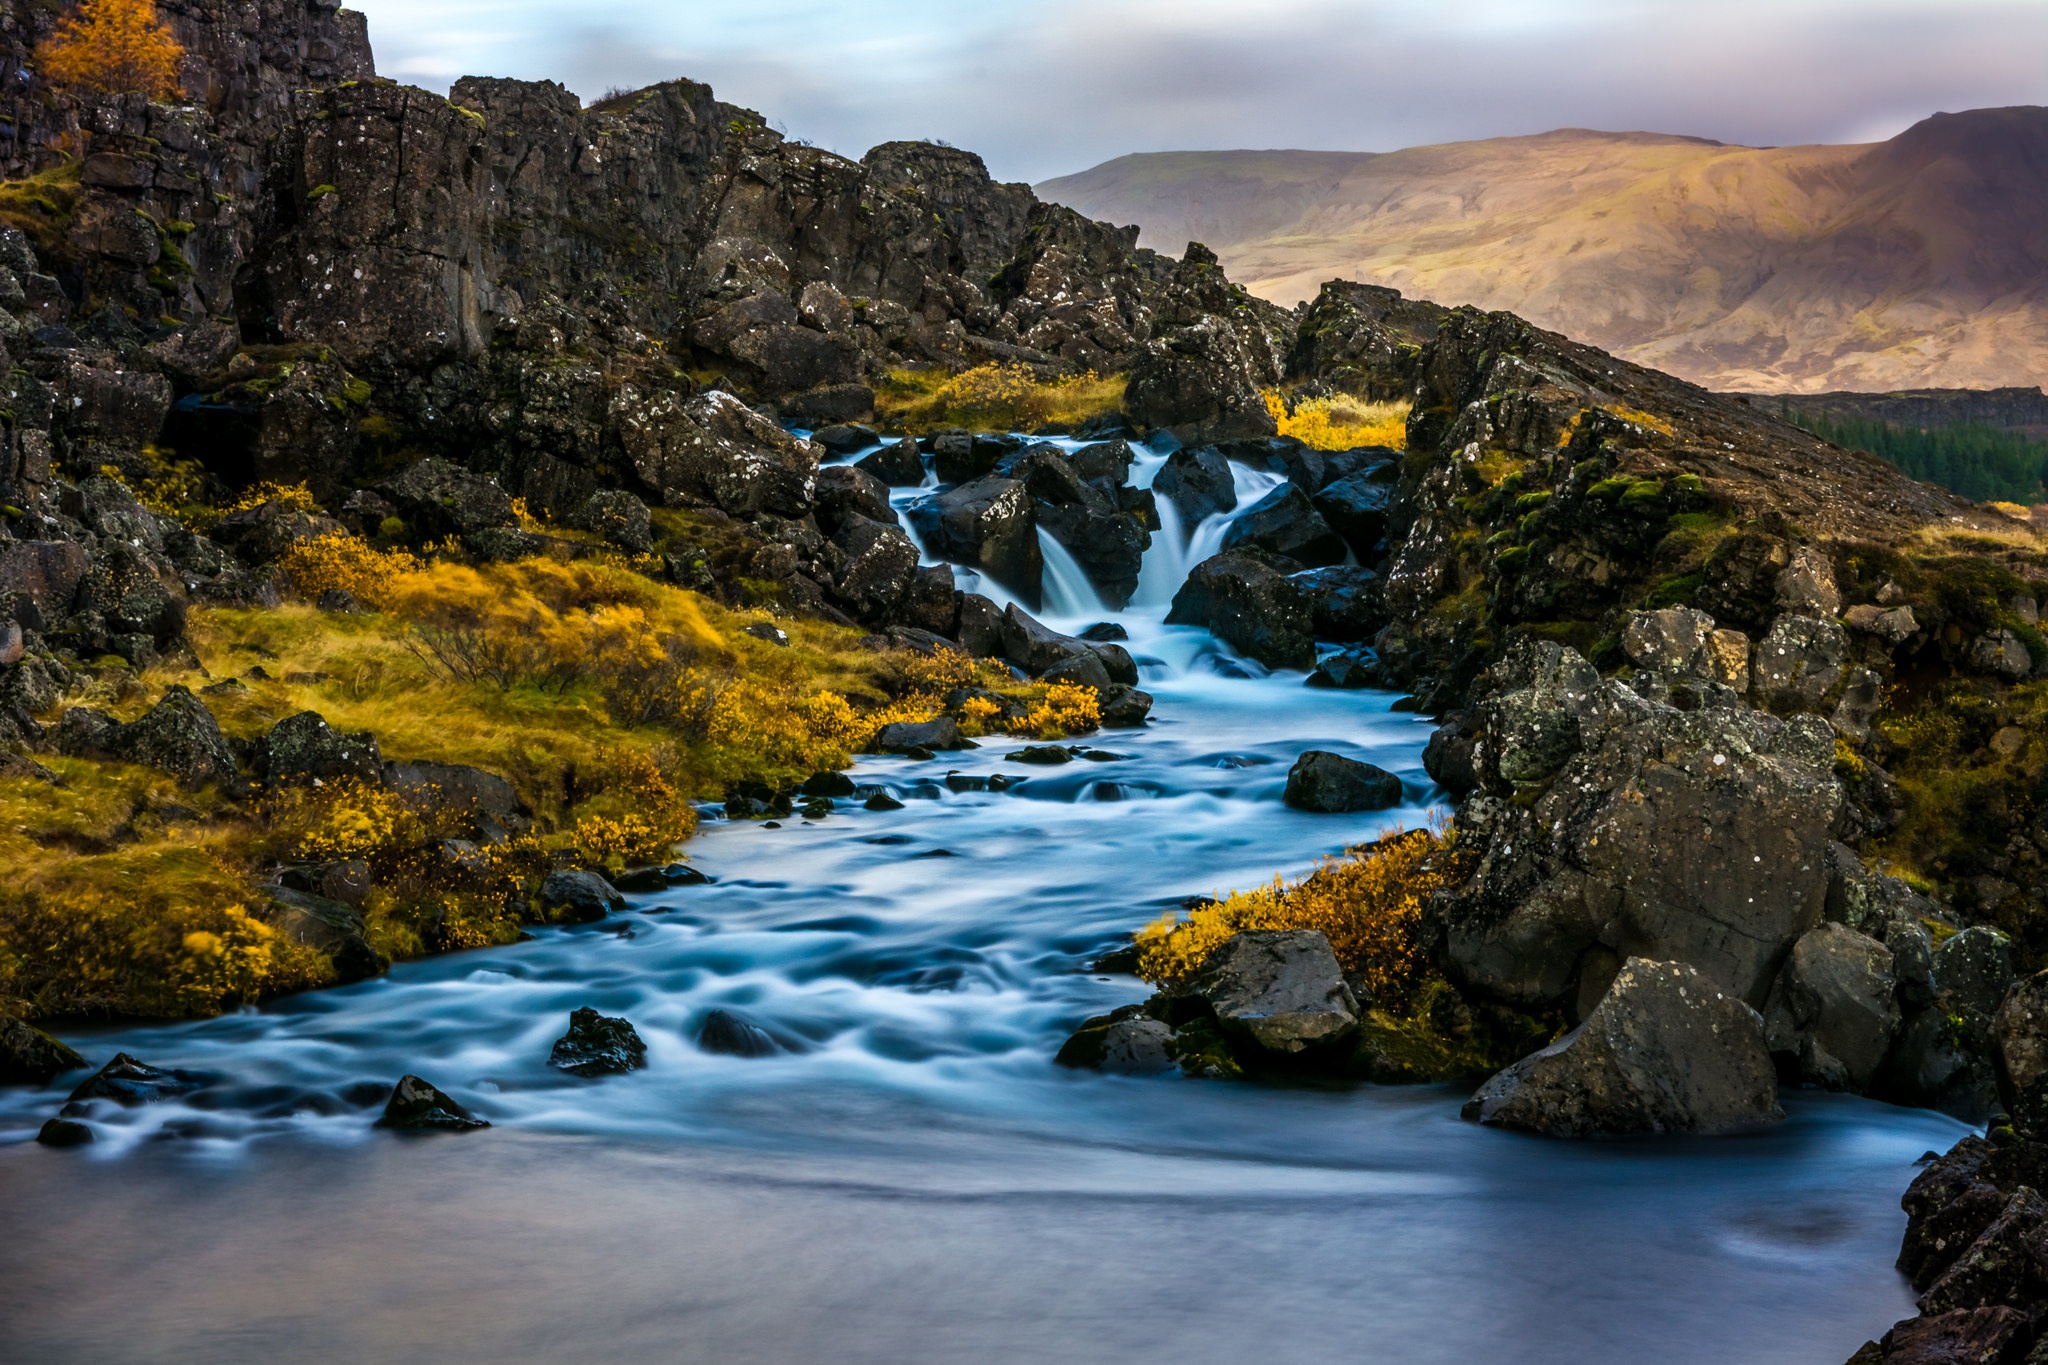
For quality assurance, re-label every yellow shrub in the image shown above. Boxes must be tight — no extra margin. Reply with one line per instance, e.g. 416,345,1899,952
877,364,1127,432
957,695,1003,737
1264,391,1410,451
228,481,321,515
1011,682,1099,738
278,532,424,607
1136,823,1466,1009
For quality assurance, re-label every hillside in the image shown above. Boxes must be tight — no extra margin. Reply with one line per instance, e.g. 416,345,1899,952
1038,109,2048,394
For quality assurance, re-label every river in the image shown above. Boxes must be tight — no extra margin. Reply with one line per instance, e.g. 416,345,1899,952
0,438,1960,1363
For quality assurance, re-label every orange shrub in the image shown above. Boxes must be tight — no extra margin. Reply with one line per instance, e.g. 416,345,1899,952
37,0,185,99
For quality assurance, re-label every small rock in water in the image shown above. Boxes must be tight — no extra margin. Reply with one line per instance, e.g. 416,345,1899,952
68,1053,205,1106
1282,751,1402,812
988,773,1028,792
1091,783,1125,802
698,1009,779,1058
763,820,783,829
1008,745,1074,765
1306,648,1377,689
612,863,709,894
1,1014,89,1086
1077,749,1131,762
549,1007,649,1078
36,1117,93,1148
1079,622,1129,642
800,770,858,798
801,798,833,820
538,869,626,922
376,1074,490,1132
864,792,906,811
945,773,991,793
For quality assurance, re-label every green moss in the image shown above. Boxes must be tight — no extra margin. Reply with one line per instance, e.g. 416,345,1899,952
307,184,339,201
1641,572,1703,609
0,160,83,266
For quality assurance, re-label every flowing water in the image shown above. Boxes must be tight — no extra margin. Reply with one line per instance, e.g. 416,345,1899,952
0,438,1959,1364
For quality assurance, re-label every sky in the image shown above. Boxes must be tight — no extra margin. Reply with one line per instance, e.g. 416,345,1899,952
350,0,2048,184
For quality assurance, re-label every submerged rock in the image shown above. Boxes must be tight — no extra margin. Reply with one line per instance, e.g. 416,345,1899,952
0,1015,88,1086
697,1009,779,1058
68,1053,206,1106
376,1074,490,1132
1282,751,1402,812
1189,930,1359,1055
549,1007,649,1077
36,1117,94,1148
1463,958,1781,1137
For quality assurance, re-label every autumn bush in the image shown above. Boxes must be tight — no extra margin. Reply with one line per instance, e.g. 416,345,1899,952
1136,822,1466,1009
36,0,185,100
1263,391,1410,451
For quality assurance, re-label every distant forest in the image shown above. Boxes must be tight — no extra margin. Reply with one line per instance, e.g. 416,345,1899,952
1782,406,2048,504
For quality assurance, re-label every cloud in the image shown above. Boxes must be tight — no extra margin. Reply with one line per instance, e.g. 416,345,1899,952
349,0,2048,180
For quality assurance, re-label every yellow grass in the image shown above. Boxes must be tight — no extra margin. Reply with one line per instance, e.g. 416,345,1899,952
875,364,1126,433
1264,391,1409,451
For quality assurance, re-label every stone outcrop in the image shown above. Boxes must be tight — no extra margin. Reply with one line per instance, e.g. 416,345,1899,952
1166,550,1316,671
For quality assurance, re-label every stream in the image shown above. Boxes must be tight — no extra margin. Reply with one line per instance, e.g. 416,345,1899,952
0,438,1961,1364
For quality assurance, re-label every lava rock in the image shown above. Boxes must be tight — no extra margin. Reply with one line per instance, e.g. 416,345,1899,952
1994,969,2048,1095
1188,930,1359,1054
1008,745,1074,765
1878,998,2002,1123
907,476,1042,607
1463,958,1782,1137
810,423,878,455
875,717,969,754
254,888,386,983
1056,1009,1177,1074
1098,685,1154,728
68,1053,206,1106
252,710,382,788
572,489,654,553
1166,550,1316,671
1306,648,1378,689
1282,751,1402,812
1290,566,1385,643
0,1014,89,1086
801,770,858,798
89,687,240,787
538,870,626,923
36,1117,93,1147
1220,483,1346,566
1936,928,2015,1020
697,1009,779,1058
549,1007,649,1077
1310,466,1396,558
1863,1307,2034,1365
1761,922,1899,1091
376,458,517,538
612,862,710,893
382,760,531,838
617,389,820,519
856,436,927,487
1151,445,1239,526
375,1074,489,1131
812,464,896,537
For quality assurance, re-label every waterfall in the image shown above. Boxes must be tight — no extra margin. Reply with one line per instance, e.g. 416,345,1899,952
1036,528,1107,622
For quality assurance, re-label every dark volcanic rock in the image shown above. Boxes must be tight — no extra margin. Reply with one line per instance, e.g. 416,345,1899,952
377,458,518,539
253,711,382,788
1124,244,1283,443
812,464,897,536
549,1007,649,1077
538,870,627,923
36,1117,94,1148
254,888,385,983
1761,922,1899,1092
69,1053,206,1106
1290,566,1384,642
1189,930,1359,1054
907,477,1042,607
1282,751,1402,812
1098,685,1154,728
0,1015,88,1086
1311,465,1397,558
1152,445,1239,526
376,1074,489,1131
1221,483,1346,566
698,1009,779,1058
876,717,969,753
382,761,530,838
856,437,926,487
619,390,821,518
86,687,240,787
1463,958,1782,1137
1166,550,1316,671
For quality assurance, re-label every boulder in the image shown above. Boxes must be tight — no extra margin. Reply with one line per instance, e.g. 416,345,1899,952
376,1074,489,1131
1994,970,2048,1094
1866,1308,2034,1365
1916,1187,2048,1318
1878,999,2003,1123
36,1118,93,1148
875,717,969,753
210,500,348,566
381,761,530,838
1311,466,1397,558
1037,498,1152,608
1123,245,1282,443
0,1014,89,1086
252,711,383,788
1936,928,2015,1019
68,1053,206,1106
278,859,375,908
1151,445,1239,526
906,476,1042,606
548,1007,649,1077
376,458,517,538
1290,566,1383,642
1037,649,1112,692
1098,685,1154,728
1055,1008,1177,1074
96,687,240,787
830,514,920,621
617,388,820,518
809,423,877,455
928,430,1022,485
1462,958,1782,1137
1621,607,1751,690
697,1008,779,1058
1188,930,1359,1054
537,870,626,923
856,437,926,487
997,604,1137,683
1166,550,1316,671
1750,614,1847,713
1761,923,1899,1091
1282,751,1403,813
1069,439,1135,489
571,490,654,553
1308,648,1380,690
254,889,385,983
1221,483,1346,566
1897,1136,2006,1289
812,464,897,536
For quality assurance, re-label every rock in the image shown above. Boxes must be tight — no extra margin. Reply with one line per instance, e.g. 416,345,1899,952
254,889,385,983
1775,544,1843,618
1621,607,1751,690
36,1118,93,1148
376,458,517,539
1994,970,2048,1094
252,710,382,787
1079,622,1129,642
100,687,240,787
612,862,710,892
744,622,791,647
1938,928,2016,1018
1870,1308,2034,1365
875,717,969,753
809,423,877,455
1917,1187,2048,1318
1009,745,1075,765
1311,466,1397,558
1152,445,1239,526
537,870,626,923
1898,1136,2006,1289
907,476,1042,606
1123,244,1282,443
812,464,897,536
1037,649,1112,692
1283,751,1403,812
1750,614,1847,713
1221,483,1346,566
1188,929,1359,1054
1166,550,1316,671
864,792,906,811
549,1007,649,1077
801,771,858,798
375,1074,489,1131
1036,496,1152,608
1055,1008,1177,1074
210,499,348,567
1463,959,1782,1137
571,490,654,553
382,761,530,838
0,1014,89,1086
1878,999,2002,1123
830,514,920,621
1290,566,1383,642
1307,648,1379,689
697,1008,779,1058
618,388,820,518
856,437,926,487
68,1053,206,1106
1762,923,1899,1091
1098,685,1154,728
278,859,375,908
0,621,20,668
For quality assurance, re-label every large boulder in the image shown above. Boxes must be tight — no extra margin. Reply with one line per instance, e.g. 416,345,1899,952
1462,958,1782,1137
210,500,349,567
252,711,383,788
381,761,530,838
1761,923,1899,1091
811,464,896,537
1750,614,1847,714
64,687,240,788
1188,930,1359,1054
998,603,1137,683
856,436,926,487
0,1014,88,1086
1151,445,1239,526
616,388,820,518
874,717,969,754
537,870,626,923
1166,550,1316,671
1936,928,2015,1020
1289,566,1384,642
548,1007,649,1077
829,514,920,622
1311,465,1397,559
1878,998,2003,1123
253,889,385,983
906,476,1042,607
1282,751,1403,813
1220,483,1346,566
1123,244,1282,443
376,458,517,539
1994,969,2048,1095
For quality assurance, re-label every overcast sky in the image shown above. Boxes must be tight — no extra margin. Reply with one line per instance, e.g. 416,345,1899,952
349,0,2048,184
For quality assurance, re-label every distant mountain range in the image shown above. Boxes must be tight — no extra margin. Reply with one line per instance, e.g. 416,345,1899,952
1038,107,2048,395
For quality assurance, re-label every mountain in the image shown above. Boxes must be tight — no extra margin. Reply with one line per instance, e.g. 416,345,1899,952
1038,109,2048,394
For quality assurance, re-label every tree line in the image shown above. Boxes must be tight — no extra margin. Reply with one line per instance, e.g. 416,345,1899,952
1782,405,2048,504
